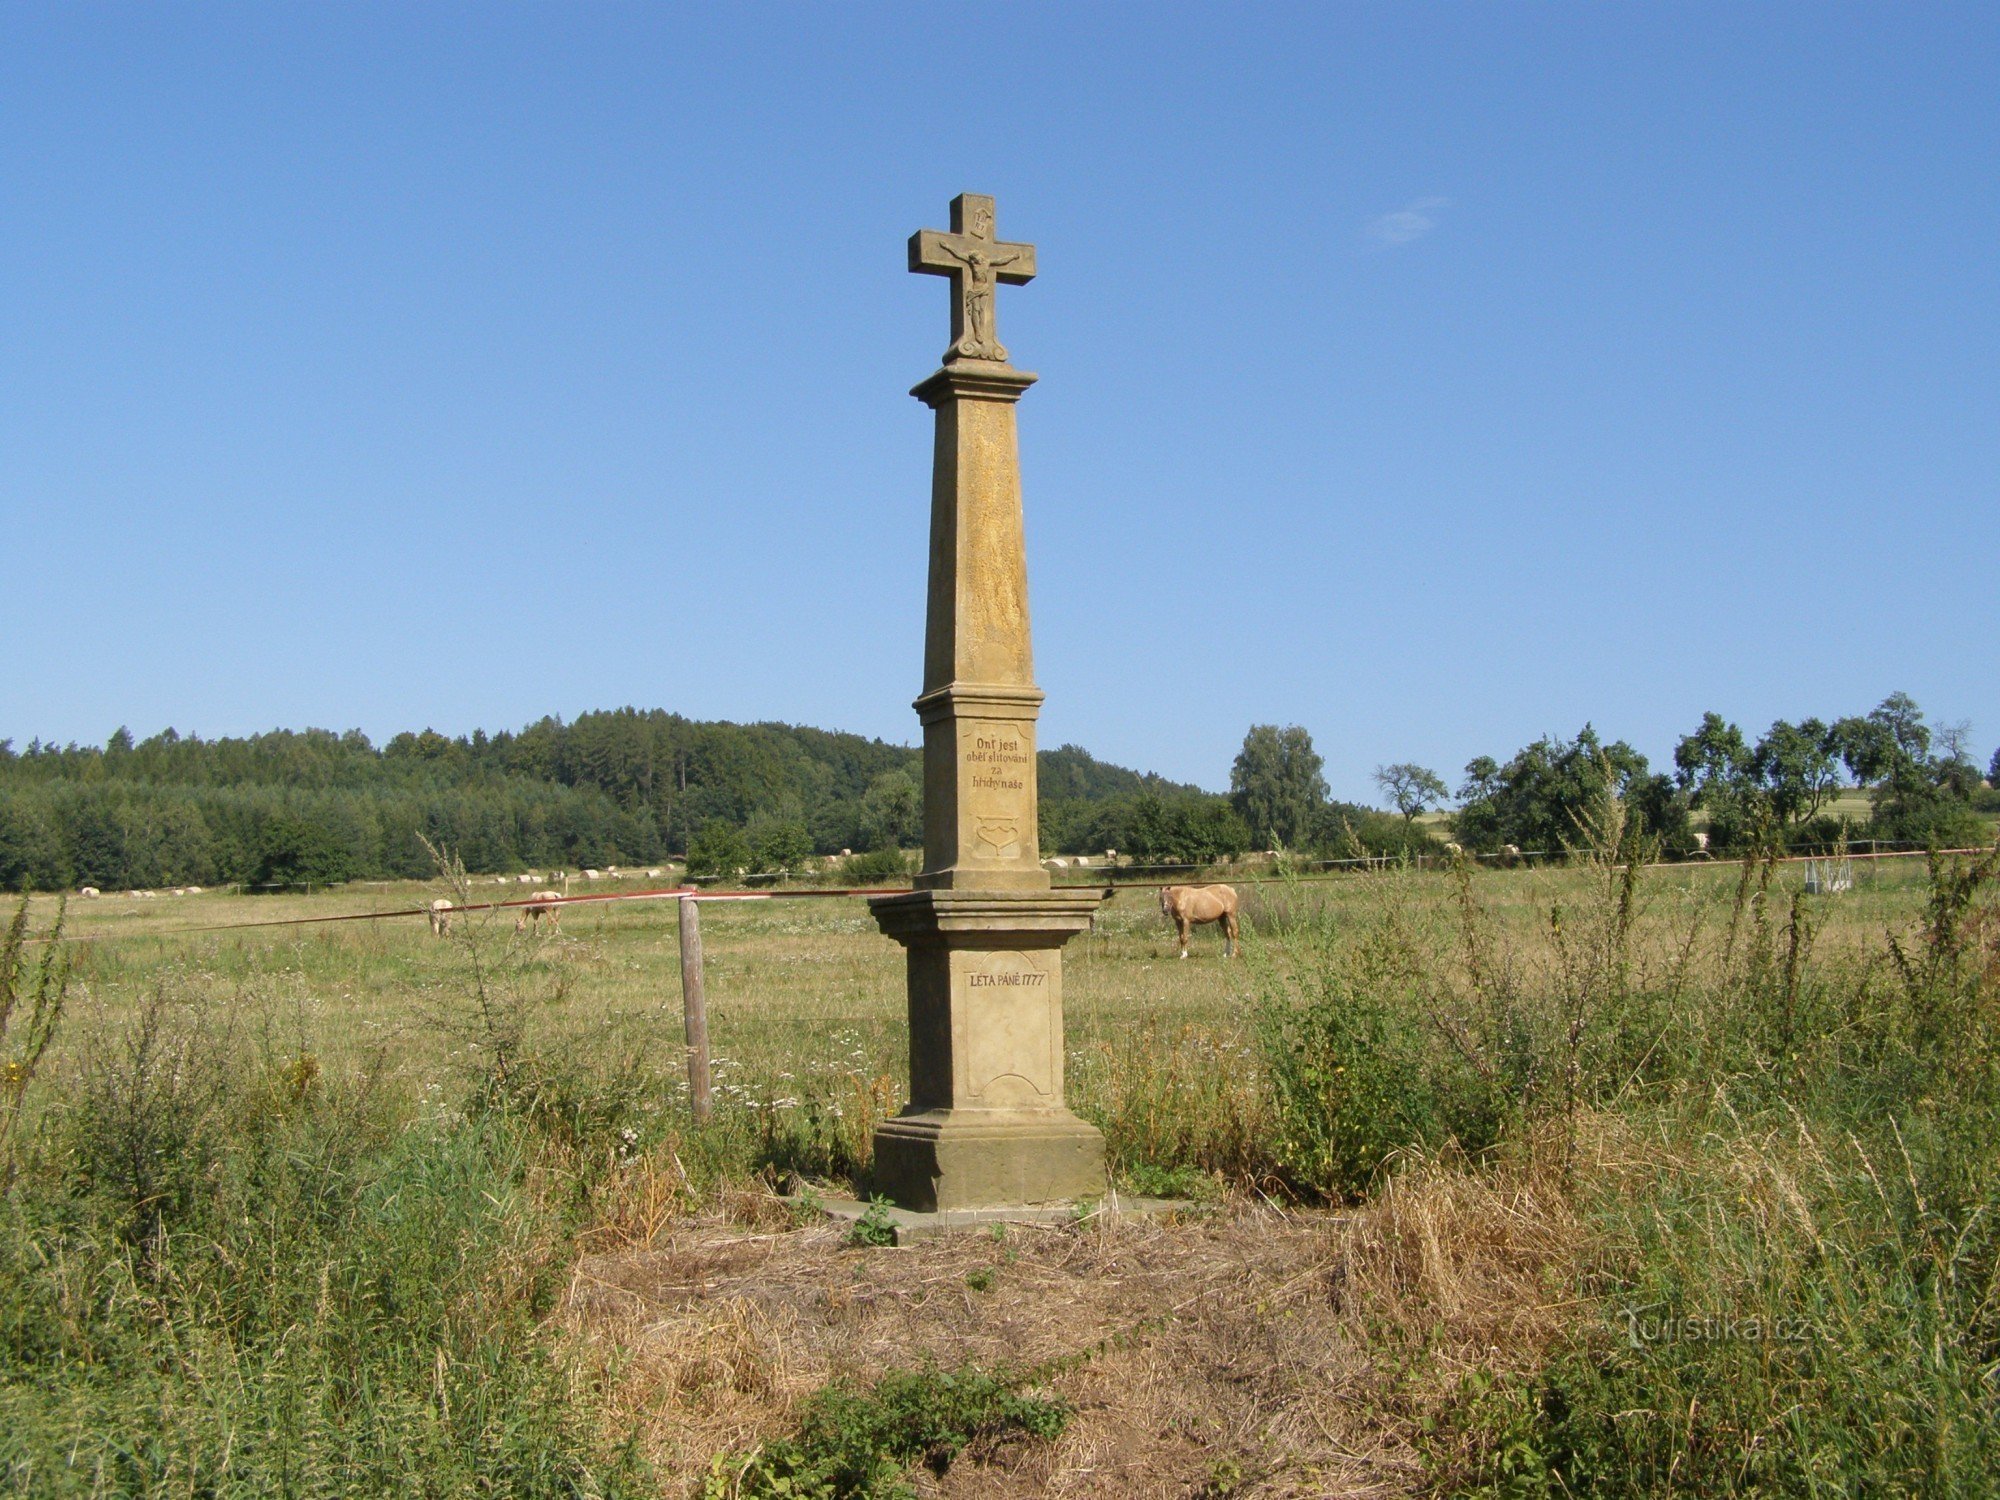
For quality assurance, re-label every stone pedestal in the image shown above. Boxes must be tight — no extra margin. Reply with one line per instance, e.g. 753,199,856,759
868,889,1104,1211
870,194,1105,1212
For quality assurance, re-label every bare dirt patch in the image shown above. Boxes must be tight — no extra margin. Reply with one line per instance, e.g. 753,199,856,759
562,1202,1424,1497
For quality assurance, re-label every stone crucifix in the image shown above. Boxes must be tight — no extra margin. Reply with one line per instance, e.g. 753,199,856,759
866,193,1107,1214
908,193,1038,364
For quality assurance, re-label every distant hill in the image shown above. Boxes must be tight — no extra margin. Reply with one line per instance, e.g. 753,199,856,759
0,711,1219,891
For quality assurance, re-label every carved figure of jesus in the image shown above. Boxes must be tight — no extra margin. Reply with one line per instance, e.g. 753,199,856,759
937,240,1028,361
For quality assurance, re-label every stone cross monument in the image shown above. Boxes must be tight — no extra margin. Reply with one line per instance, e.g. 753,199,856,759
868,194,1107,1212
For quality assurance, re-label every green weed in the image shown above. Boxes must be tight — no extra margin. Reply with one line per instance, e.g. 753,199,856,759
703,1364,1069,1499
845,1196,898,1248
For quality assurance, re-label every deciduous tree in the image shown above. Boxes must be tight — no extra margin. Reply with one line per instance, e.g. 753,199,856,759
1229,725,1327,849
747,817,813,873
1832,693,1984,844
1373,763,1449,825
1673,713,1760,844
685,822,751,880
1454,726,1658,855
859,770,922,852
1751,718,1843,828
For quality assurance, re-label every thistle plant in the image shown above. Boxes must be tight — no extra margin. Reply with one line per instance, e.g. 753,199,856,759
0,895,70,1191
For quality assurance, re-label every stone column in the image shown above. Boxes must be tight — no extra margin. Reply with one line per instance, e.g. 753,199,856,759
868,196,1105,1213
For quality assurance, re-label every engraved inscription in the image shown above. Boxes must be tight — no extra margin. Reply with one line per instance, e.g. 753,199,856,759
968,967,1047,988
966,729,1029,793
960,951,1056,1104
963,718,1034,865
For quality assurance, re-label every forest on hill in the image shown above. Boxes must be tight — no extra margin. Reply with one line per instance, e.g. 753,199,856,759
6,692,1990,894
0,710,1231,892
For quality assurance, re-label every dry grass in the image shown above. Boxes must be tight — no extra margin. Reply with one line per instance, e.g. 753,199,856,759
563,1200,1419,1498
9,857,1962,1495
1330,1147,1587,1384
1323,1106,1687,1373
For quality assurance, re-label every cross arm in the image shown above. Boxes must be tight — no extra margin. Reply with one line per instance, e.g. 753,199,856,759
985,242,1036,282
908,229,953,276
908,229,1038,284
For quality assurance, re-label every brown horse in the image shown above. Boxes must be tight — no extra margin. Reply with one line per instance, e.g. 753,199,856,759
1159,884,1240,959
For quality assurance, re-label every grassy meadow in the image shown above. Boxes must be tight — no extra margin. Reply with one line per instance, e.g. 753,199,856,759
3,838,1996,1496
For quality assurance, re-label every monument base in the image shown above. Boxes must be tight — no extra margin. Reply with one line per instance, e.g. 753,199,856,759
869,1109,1105,1212
803,1191,1198,1243
868,887,1106,1212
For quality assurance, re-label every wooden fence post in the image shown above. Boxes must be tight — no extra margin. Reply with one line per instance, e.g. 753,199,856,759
677,895,712,1123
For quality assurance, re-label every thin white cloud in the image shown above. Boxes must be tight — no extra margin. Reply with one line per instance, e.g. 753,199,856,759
1366,196,1448,248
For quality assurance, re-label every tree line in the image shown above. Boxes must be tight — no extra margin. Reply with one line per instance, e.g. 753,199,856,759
1367,691,1997,859
0,712,1211,892
1173,692,1994,866
4,691,1990,892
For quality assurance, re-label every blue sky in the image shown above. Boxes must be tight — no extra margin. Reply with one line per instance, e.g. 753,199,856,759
3,4,1995,801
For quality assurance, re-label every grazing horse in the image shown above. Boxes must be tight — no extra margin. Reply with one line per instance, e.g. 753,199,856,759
427,898,454,937
1159,884,1240,959
516,890,563,934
